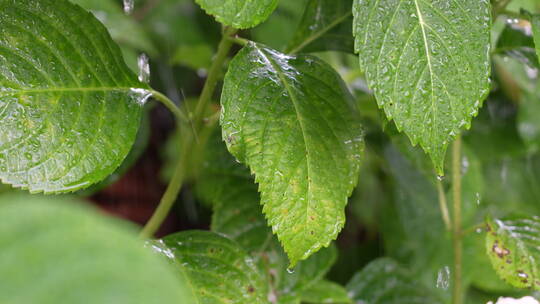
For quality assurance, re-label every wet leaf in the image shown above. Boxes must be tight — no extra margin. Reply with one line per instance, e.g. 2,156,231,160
353,0,491,174
0,194,193,304
287,0,354,54
152,230,268,304
220,42,363,265
518,92,540,152
301,280,351,304
198,131,270,252
485,216,540,290
0,0,146,193
346,258,443,304
194,0,279,29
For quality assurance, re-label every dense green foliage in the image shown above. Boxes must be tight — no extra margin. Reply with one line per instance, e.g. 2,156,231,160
2,0,540,303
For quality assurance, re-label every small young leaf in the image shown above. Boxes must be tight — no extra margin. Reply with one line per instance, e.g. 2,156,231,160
0,194,193,304
220,43,363,265
287,0,354,54
152,230,268,304
301,280,351,304
346,258,443,304
0,0,146,193
485,216,540,290
353,0,491,174
194,0,279,29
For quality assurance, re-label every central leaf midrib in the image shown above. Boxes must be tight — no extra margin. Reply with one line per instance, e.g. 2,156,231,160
255,46,314,231
0,86,142,95
413,0,437,143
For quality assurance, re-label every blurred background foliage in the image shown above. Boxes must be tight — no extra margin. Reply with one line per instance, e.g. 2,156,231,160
3,0,540,302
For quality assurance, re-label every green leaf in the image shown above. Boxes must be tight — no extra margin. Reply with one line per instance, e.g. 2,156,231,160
194,0,279,29
220,42,363,265
495,20,539,69
346,258,443,304
301,280,351,304
198,131,270,252
530,13,540,61
69,0,158,57
0,0,146,193
518,92,540,152
485,216,540,290
353,0,491,174
0,193,193,303
287,0,354,54
152,230,268,304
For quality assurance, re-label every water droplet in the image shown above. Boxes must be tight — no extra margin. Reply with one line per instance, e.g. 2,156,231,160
138,53,150,83
476,192,481,205
129,88,152,106
123,0,134,15
461,155,469,174
436,175,445,181
436,266,450,290
286,268,295,274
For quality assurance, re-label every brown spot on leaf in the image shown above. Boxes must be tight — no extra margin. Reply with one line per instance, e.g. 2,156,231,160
492,240,510,258
247,285,255,293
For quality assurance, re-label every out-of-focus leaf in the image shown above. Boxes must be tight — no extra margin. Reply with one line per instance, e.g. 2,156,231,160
287,0,353,54
486,216,540,290
251,0,308,51
346,258,443,304
518,92,540,152
195,0,279,29
152,230,268,303
171,45,213,70
301,280,351,304
495,21,538,69
0,194,193,304
221,42,363,265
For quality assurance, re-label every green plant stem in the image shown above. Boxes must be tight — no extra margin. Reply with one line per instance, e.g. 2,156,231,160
227,35,249,47
140,28,237,238
139,145,188,238
193,27,237,128
436,179,451,231
150,89,188,122
452,135,463,304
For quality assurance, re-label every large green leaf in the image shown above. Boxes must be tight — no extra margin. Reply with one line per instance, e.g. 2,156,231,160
485,217,540,290
152,230,268,304
194,0,279,29
287,0,354,54
220,42,363,265
353,0,491,174
346,258,443,304
0,0,146,193
199,132,339,303
0,194,193,303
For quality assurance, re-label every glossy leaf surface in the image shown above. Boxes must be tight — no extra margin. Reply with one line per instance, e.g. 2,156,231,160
353,0,491,174
0,194,192,304
152,230,268,304
221,43,363,265
301,280,351,304
0,0,145,193
287,0,354,54
346,258,443,304
486,217,540,290
194,0,279,29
